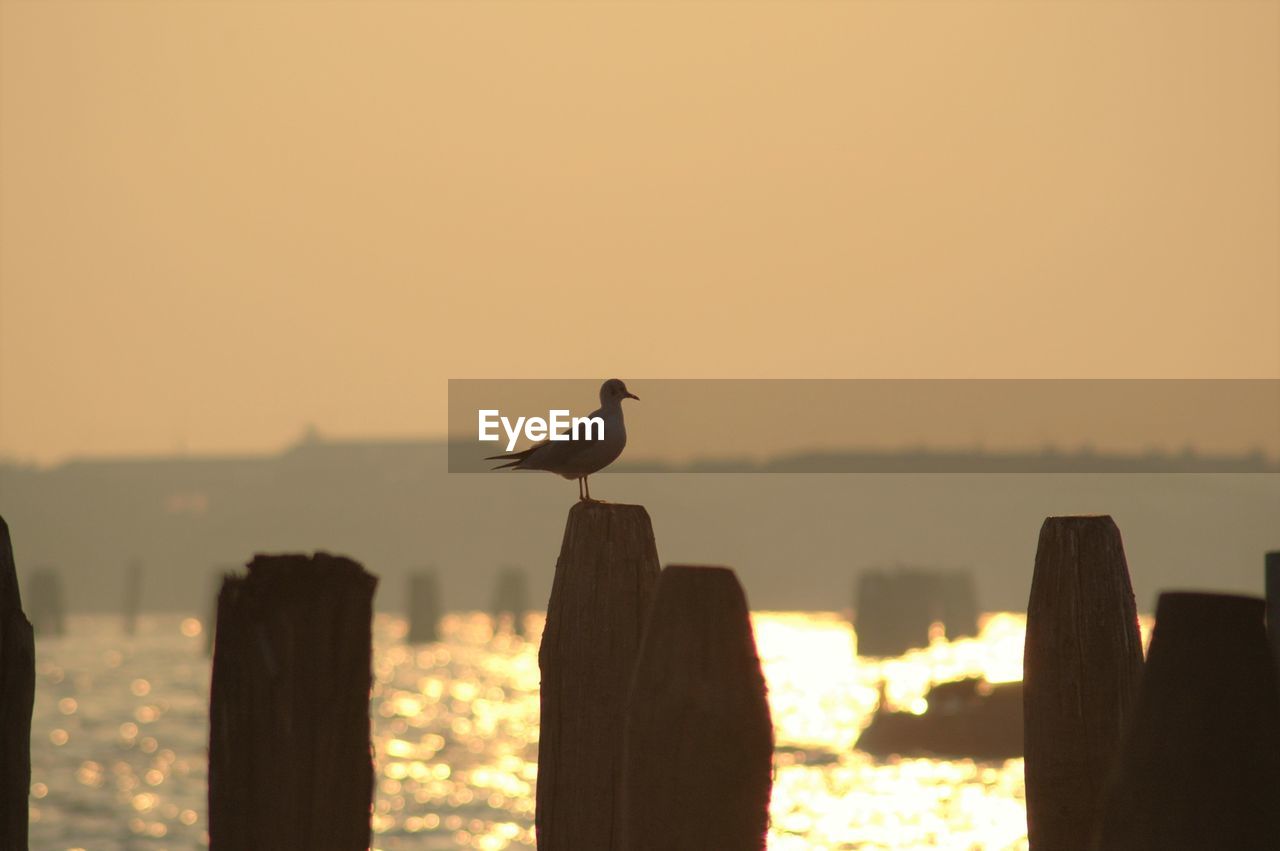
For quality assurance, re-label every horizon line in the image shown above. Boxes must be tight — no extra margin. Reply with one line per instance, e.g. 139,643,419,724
3,433,1278,473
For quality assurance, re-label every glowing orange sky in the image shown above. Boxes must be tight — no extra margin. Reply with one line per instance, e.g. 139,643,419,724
1,0,1277,463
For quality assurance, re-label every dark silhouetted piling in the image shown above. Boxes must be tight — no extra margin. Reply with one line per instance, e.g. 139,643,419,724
27,566,65,637
407,570,442,643
204,569,224,657
122,560,143,636
492,567,529,637
620,565,773,851
1096,593,1280,850
208,553,378,851
1024,516,1143,851
1267,551,1280,675
537,502,660,851
0,517,35,849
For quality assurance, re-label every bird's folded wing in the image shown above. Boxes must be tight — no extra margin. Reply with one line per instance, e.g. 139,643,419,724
485,423,594,464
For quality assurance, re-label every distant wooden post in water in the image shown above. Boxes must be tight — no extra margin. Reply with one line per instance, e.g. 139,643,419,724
208,553,377,851
1023,516,1143,851
492,567,529,637
0,516,35,850
537,502,660,851
1096,592,1280,850
854,570,936,655
407,570,442,643
1266,551,1280,675
122,560,143,636
939,570,979,639
620,565,773,851
854,567,979,655
27,566,65,637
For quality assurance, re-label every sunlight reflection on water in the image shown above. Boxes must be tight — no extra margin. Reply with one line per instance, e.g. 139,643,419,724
27,610,1098,850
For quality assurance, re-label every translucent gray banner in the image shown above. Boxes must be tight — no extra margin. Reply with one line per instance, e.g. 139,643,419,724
448,379,1280,474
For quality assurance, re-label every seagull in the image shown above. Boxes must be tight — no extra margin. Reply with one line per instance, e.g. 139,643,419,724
486,378,639,501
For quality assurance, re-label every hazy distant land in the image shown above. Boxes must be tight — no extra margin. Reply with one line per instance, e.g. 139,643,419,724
2,438,1276,616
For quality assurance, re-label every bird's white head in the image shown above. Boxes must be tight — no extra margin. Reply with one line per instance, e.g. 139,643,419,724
600,378,639,405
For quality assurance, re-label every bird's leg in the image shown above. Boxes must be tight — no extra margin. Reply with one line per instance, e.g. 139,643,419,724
584,476,592,501
577,478,585,501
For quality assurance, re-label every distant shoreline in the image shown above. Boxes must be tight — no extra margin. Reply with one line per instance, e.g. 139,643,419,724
5,436,1278,474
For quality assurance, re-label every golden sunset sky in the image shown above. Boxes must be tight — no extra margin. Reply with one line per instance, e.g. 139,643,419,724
2,0,1277,463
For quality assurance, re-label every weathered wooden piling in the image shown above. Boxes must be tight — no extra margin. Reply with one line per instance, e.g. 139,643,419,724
0,516,35,850
204,569,222,657
537,502,660,851
1095,592,1280,850
1023,516,1143,851
122,560,143,636
407,570,442,643
620,565,773,851
492,566,529,637
208,553,378,851
27,566,65,636
1267,551,1280,674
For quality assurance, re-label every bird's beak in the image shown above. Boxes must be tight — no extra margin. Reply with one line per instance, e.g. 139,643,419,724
625,392,640,401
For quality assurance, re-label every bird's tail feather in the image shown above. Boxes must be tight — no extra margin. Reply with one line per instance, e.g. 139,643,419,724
485,447,535,461
485,446,537,469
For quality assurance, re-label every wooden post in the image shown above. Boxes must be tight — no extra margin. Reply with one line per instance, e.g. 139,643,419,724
854,569,938,656
122,560,143,636
492,567,529,637
0,516,35,849
1267,551,1280,675
407,570,442,643
204,569,223,657
1096,592,1280,850
208,553,378,851
1023,516,1143,851
940,570,979,639
537,502,660,851
620,565,773,851
27,566,65,637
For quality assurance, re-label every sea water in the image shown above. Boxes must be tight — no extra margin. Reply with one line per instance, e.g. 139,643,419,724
30,612,1036,850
